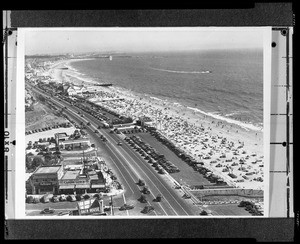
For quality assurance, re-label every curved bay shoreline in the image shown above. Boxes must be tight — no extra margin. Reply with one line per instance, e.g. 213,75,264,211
49,59,264,190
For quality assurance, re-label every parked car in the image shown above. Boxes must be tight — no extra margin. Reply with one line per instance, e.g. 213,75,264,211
40,207,55,214
57,211,70,216
59,194,67,201
141,205,155,214
40,194,53,203
119,204,135,211
103,206,111,212
52,196,59,203
138,195,147,203
67,195,76,202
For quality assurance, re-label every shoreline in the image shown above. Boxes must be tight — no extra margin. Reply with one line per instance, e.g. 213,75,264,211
48,58,264,190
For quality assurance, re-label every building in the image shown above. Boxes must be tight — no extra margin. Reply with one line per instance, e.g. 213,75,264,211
66,86,77,96
88,170,106,192
59,169,85,194
139,116,155,127
66,85,87,96
54,132,69,144
77,198,104,215
58,138,91,150
58,168,106,194
29,165,64,194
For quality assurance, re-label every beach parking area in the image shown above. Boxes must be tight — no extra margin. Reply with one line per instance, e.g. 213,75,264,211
135,132,214,187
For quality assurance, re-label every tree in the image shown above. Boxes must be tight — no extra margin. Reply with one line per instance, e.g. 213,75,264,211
93,193,102,200
83,194,90,200
26,196,34,203
26,155,33,170
30,156,44,171
44,153,54,165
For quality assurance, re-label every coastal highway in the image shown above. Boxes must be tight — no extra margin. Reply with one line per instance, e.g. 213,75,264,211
29,85,198,216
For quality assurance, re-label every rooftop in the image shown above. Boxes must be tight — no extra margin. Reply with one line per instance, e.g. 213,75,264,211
35,165,62,174
61,138,90,144
61,170,81,180
55,132,68,137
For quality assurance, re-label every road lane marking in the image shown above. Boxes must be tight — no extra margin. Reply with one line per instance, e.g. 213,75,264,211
122,193,130,216
108,156,134,194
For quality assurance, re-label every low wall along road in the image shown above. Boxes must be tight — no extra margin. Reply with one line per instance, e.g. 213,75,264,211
190,188,263,198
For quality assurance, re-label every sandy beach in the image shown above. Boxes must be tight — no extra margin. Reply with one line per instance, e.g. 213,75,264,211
49,59,264,190
49,58,98,86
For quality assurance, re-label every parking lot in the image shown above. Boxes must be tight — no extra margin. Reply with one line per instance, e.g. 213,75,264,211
127,131,214,187
26,192,159,216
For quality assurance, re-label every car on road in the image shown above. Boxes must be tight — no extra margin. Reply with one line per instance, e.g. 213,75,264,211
94,130,99,133
183,193,191,199
119,204,135,211
158,168,166,174
40,207,55,214
141,205,155,214
155,194,162,202
117,141,123,146
137,179,145,186
199,210,208,215
141,186,150,194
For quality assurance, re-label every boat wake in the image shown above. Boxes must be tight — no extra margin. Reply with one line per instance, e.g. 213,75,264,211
150,67,211,74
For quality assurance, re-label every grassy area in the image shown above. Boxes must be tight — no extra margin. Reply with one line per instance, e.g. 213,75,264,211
191,192,262,203
200,195,263,202
26,101,68,132
204,204,253,216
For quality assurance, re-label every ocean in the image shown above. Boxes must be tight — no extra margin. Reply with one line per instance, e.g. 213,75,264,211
70,49,263,130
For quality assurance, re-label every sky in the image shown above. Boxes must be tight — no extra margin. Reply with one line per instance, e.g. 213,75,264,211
25,28,265,55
